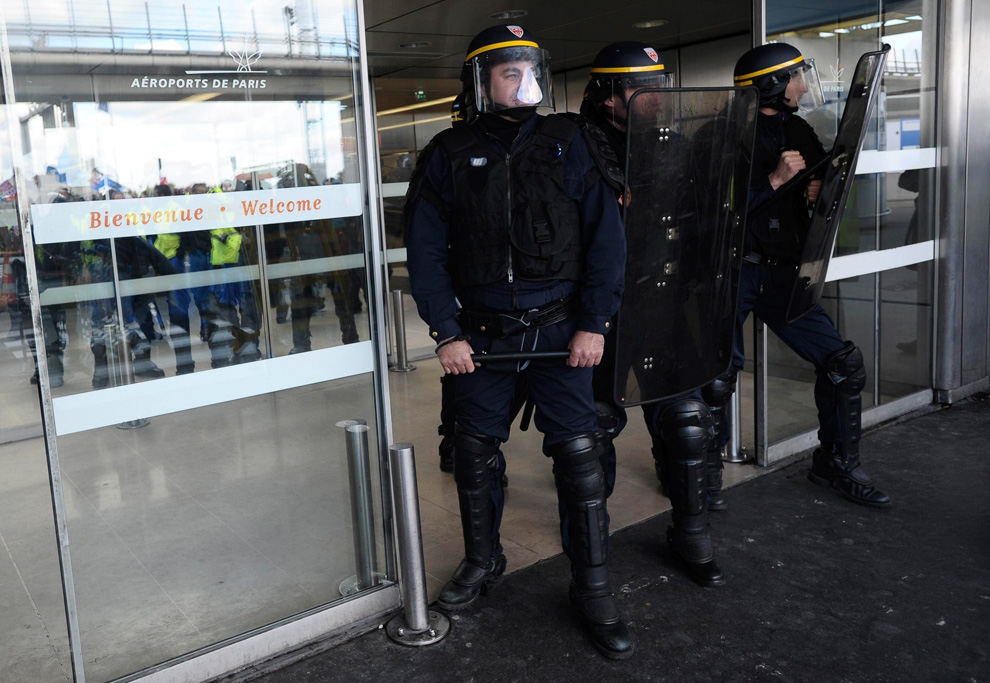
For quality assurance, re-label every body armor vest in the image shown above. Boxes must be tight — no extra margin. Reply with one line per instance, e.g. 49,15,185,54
435,115,586,289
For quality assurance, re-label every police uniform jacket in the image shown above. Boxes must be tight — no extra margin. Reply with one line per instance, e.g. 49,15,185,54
747,111,827,261
405,113,626,343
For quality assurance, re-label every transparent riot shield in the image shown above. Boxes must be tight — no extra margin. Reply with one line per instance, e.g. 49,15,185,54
613,87,759,406
786,45,891,323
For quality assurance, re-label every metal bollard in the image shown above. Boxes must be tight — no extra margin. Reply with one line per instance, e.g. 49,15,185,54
388,290,415,373
112,323,150,430
337,420,384,596
724,374,749,463
104,323,124,389
385,443,450,646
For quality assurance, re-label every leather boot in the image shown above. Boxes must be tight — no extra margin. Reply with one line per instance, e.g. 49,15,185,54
808,446,891,508
437,555,507,610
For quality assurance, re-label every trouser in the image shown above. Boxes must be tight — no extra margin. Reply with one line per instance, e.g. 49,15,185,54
732,260,850,448
452,314,599,562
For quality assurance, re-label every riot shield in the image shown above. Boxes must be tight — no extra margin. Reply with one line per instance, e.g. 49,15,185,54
786,45,891,323
613,87,759,406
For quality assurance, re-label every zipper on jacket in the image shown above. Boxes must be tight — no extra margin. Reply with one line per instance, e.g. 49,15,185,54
506,152,514,288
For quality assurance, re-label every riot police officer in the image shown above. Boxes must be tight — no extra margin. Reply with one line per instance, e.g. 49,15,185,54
405,25,632,659
581,42,727,587
729,43,890,507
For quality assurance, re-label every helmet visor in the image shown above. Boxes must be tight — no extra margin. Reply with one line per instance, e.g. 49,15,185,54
784,59,825,113
615,71,674,91
470,46,554,113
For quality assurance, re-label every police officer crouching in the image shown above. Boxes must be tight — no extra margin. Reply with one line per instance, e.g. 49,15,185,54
581,42,726,587
732,43,890,507
404,25,632,659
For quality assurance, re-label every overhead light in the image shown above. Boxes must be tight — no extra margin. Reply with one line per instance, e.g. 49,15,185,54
834,28,849,33
489,10,528,20
633,19,668,28
378,114,451,132
819,32,835,38
884,18,909,26
377,95,457,117
906,15,923,20
400,41,432,49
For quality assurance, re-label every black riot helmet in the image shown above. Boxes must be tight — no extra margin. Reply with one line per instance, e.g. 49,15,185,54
586,41,673,107
734,43,825,113
450,90,474,127
460,25,554,115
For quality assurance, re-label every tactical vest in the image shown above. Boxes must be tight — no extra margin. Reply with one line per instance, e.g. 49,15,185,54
434,115,586,289
750,113,827,260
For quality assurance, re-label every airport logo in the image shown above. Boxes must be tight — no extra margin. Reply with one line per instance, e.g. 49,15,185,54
821,61,846,95
129,38,269,90
185,38,269,76
507,26,525,38
644,47,659,63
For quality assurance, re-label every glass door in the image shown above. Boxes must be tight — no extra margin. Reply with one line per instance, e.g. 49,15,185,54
1,1,397,681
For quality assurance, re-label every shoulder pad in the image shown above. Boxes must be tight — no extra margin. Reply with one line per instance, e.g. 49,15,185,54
579,121,624,194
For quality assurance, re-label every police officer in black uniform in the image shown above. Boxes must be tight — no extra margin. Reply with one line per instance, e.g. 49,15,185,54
581,42,727,587
405,25,632,659
727,43,890,507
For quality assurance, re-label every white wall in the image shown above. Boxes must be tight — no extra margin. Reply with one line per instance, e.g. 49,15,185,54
677,34,751,87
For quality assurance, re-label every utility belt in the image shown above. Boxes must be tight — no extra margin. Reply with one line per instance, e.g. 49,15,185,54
458,296,577,338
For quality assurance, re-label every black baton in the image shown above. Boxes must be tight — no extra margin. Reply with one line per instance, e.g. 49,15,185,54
470,351,571,363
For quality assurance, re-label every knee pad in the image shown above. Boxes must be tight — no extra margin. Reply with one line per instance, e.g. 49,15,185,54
825,342,866,396
452,426,501,490
658,399,714,459
550,434,608,567
701,367,738,407
549,434,605,500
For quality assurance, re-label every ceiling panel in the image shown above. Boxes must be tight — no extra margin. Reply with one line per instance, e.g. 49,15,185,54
364,0,751,80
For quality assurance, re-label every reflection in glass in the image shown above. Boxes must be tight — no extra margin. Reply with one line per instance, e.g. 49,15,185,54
879,263,932,399
4,1,389,681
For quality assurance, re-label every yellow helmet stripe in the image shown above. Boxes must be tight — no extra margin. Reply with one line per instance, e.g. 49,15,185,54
590,64,666,74
733,55,805,83
465,40,540,62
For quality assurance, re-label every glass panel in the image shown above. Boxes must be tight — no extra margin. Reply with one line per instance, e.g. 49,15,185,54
0,105,43,433
880,166,935,248
879,262,932,400
5,1,390,681
767,274,876,443
375,81,461,358
769,5,884,258
880,0,937,249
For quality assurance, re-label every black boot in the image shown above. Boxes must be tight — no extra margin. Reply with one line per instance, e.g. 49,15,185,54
810,343,891,508
553,434,633,660
808,446,891,508
437,555,507,610
659,400,725,587
438,429,506,610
